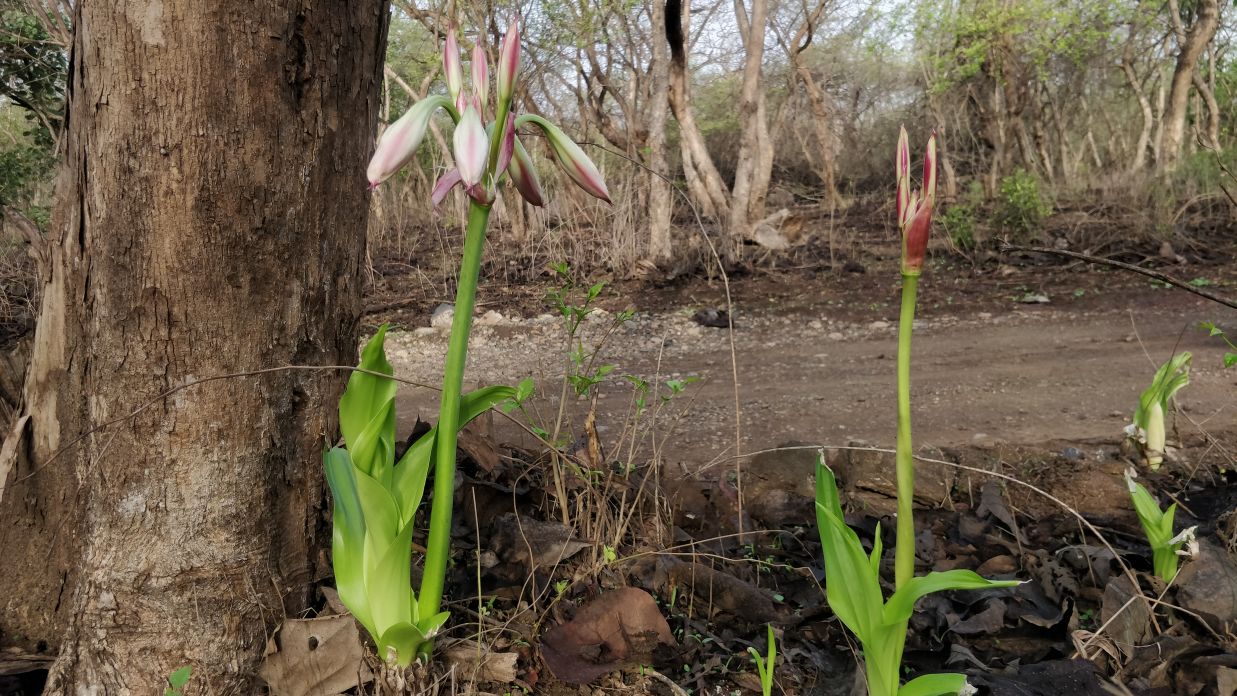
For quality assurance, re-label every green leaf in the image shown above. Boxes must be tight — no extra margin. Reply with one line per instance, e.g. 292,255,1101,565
324,447,375,636
883,570,1020,625
350,399,396,483
1225,352,1236,369
390,385,517,526
340,326,397,464
1134,353,1191,428
898,672,968,696
167,666,192,690
815,459,884,642
377,622,425,668
366,518,417,648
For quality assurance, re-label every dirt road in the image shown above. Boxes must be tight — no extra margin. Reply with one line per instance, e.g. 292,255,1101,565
385,281,1236,469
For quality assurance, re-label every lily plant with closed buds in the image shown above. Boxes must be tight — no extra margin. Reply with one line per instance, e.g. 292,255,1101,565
329,20,610,666
814,129,1018,696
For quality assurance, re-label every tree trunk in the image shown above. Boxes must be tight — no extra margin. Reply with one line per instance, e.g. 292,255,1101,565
666,0,730,222
725,0,769,260
0,1,389,692
1158,0,1219,172
647,0,673,263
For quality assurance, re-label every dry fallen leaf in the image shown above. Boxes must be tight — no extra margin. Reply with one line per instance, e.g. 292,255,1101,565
540,587,674,684
443,639,519,683
259,615,371,696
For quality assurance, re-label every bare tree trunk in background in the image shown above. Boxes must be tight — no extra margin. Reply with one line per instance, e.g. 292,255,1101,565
647,0,674,263
666,0,730,222
725,0,769,261
0,1,388,692
1191,63,1220,150
1122,51,1155,174
794,61,841,206
1158,0,1219,172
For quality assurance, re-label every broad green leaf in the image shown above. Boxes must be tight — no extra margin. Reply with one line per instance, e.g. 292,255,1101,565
324,448,375,635
898,672,968,696
390,385,517,525
815,459,884,641
883,570,1020,625
1224,352,1236,368
417,610,451,640
366,518,417,644
340,326,397,459
377,622,425,668
1128,478,1170,545
354,469,402,564
350,398,395,483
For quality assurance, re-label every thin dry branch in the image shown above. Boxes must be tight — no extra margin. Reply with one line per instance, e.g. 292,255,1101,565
1001,243,1237,310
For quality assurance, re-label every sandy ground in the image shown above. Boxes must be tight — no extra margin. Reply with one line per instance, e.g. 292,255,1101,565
382,283,1237,471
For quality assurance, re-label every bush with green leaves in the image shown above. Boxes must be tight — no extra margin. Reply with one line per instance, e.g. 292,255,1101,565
997,170,1051,239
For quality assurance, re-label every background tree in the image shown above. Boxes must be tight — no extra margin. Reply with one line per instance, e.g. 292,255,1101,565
0,0,389,692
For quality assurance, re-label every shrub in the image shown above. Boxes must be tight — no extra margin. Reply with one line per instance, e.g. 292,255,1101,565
997,170,1051,239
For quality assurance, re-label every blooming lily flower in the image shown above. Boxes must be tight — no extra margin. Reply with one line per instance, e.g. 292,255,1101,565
366,18,609,209
896,127,936,276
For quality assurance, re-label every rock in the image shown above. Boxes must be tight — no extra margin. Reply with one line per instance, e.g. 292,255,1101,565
1177,541,1237,632
828,441,954,517
414,327,435,337
1016,293,1051,304
828,332,845,341
692,308,729,328
972,433,1003,450
1060,447,1084,461
743,444,818,526
869,320,890,330
477,309,505,326
431,302,454,328
842,259,866,273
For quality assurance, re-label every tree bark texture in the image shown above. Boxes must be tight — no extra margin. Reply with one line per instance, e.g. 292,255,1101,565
647,0,673,262
1158,0,1219,172
0,1,389,692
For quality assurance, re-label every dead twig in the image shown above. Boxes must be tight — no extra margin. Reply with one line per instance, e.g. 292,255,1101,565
1000,243,1237,310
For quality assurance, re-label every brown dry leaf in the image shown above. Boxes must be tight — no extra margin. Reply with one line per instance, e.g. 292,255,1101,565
443,639,519,684
258,615,371,696
540,587,674,685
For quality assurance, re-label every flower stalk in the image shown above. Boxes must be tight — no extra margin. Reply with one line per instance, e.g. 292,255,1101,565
893,126,934,589
338,17,611,665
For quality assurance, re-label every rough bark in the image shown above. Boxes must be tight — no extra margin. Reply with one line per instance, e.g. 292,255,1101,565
647,0,673,263
0,1,389,692
1158,0,1219,172
666,0,730,221
725,0,769,260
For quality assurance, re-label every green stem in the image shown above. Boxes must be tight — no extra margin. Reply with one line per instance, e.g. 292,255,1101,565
894,272,920,590
417,201,492,645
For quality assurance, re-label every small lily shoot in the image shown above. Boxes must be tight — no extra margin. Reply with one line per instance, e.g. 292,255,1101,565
1129,352,1191,470
1126,472,1197,582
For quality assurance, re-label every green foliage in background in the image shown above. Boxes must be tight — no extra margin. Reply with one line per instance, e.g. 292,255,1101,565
997,170,1051,238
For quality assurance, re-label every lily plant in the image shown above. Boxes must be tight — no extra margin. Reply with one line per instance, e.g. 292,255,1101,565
1127,352,1191,470
332,20,610,666
814,129,1018,696
1125,471,1197,582
325,327,520,665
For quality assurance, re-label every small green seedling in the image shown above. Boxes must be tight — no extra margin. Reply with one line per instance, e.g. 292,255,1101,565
1126,473,1197,582
1200,322,1237,369
164,666,192,696
746,624,778,696
1129,353,1191,470
816,461,1016,696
